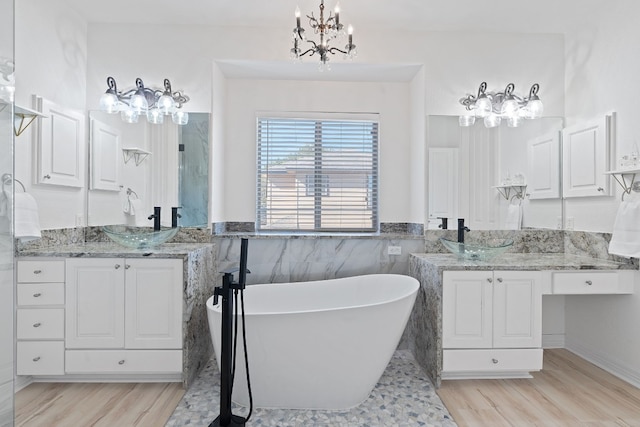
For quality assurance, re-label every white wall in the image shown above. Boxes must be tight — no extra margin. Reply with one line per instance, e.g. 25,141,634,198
14,0,87,229
563,0,640,386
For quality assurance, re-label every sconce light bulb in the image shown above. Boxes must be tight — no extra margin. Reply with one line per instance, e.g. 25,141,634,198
526,99,544,119
99,92,119,114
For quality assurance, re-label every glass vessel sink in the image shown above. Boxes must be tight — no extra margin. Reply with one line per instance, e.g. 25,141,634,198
440,237,514,261
102,225,179,249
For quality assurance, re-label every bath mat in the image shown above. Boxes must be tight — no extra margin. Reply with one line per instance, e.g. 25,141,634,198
166,350,457,426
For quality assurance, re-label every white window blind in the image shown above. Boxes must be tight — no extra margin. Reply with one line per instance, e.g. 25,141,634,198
257,116,379,232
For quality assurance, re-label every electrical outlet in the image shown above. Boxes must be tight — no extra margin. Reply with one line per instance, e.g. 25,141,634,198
566,217,575,230
388,246,402,255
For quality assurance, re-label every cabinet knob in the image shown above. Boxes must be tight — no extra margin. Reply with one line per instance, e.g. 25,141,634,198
487,278,493,283
43,174,51,180
496,277,503,283
125,264,130,270
32,356,41,362
114,264,121,269
118,360,125,365
33,322,41,328
586,280,593,286
492,358,499,364
597,187,604,192
33,270,42,274
33,293,42,298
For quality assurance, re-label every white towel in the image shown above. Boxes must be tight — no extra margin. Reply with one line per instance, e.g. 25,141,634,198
609,192,640,258
504,204,522,230
14,192,41,242
129,199,148,227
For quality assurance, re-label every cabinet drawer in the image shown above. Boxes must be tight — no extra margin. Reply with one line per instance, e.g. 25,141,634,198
443,348,543,373
17,309,64,339
65,350,182,374
17,341,65,375
17,260,65,283
17,283,64,306
552,272,624,294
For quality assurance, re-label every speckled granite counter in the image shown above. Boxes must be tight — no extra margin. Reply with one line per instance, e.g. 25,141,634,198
407,253,637,388
19,242,217,388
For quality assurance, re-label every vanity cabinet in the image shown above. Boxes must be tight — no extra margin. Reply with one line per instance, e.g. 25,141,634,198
65,258,183,375
16,260,66,376
442,270,543,379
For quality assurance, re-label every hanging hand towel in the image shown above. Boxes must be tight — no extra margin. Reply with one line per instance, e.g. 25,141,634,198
14,192,42,242
504,204,522,230
129,199,148,227
609,192,640,258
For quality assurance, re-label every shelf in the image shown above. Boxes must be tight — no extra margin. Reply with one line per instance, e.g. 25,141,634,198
492,184,527,201
1,100,48,137
604,169,640,199
122,148,151,166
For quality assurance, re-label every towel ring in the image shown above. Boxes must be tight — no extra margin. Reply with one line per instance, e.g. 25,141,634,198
1,173,26,194
126,187,139,199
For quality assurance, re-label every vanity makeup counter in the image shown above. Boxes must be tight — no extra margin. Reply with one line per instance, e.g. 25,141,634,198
408,253,638,387
17,242,216,388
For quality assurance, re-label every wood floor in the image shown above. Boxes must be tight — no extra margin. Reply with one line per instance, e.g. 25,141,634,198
14,349,640,426
438,348,640,426
15,382,184,427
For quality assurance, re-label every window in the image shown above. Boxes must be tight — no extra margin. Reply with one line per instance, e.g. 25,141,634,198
257,115,379,232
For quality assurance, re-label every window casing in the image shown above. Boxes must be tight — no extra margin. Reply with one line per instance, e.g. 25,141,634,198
257,115,379,232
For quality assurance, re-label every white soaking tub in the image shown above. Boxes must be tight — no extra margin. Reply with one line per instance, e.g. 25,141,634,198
206,273,419,410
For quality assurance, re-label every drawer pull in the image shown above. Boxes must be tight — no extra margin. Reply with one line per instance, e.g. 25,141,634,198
487,278,493,283
492,358,499,364
496,277,503,283
586,280,593,286
118,359,125,365
115,264,121,269
33,270,42,274
125,264,130,270
33,322,42,328
33,293,42,298
32,356,41,362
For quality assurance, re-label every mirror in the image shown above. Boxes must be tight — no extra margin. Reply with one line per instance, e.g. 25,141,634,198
427,115,563,230
87,111,210,228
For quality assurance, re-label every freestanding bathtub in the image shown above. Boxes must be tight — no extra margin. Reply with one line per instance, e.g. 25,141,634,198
206,273,419,410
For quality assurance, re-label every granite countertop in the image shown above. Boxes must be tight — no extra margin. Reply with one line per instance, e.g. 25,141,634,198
19,242,214,258
410,253,637,271
213,232,425,240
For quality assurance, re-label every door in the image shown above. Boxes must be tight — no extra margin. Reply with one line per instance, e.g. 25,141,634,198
66,258,125,348
124,259,183,349
442,270,493,348
492,271,542,348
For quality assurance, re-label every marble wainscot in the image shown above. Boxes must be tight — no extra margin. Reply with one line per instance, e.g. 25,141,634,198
407,253,637,387
18,242,216,388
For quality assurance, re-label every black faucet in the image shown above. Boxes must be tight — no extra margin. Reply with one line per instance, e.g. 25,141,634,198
457,218,470,243
171,207,182,228
438,217,448,230
148,206,161,231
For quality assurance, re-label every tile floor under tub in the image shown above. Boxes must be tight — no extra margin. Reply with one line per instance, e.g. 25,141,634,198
166,350,457,427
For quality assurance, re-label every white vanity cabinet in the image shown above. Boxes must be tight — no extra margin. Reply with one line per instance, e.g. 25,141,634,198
16,260,66,376
65,258,183,376
442,270,543,379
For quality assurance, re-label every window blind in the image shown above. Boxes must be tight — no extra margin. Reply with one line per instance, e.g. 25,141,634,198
257,116,379,232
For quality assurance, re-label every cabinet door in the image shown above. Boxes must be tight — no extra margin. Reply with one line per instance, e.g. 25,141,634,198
443,271,493,349
124,259,183,349
66,258,125,348
492,271,542,348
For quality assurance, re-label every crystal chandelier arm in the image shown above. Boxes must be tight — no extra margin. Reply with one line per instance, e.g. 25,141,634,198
328,46,347,55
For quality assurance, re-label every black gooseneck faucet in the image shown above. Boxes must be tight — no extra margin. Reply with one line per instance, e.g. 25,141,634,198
148,206,161,231
457,218,470,243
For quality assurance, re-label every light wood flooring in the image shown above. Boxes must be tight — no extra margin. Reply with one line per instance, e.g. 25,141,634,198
14,349,640,426
438,348,640,426
15,382,184,427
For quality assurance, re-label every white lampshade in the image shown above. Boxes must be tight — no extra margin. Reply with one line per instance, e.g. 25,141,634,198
121,109,139,124
99,92,119,114
147,109,164,124
172,110,189,125
474,97,492,118
129,92,148,113
484,114,501,128
459,115,476,127
157,94,175,115
525,99,544,119
501,98,519,116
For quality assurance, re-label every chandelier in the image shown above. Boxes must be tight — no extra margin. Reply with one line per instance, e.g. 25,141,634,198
290,0,357,70
99,77,190,125
459,82,543,128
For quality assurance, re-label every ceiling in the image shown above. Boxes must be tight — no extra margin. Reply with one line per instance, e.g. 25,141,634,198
63,0,616,35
